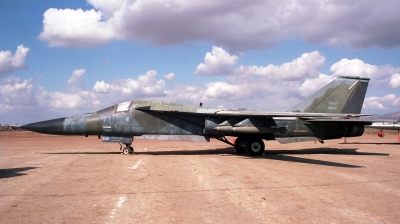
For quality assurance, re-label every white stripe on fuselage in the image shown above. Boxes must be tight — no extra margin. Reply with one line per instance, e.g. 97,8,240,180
273,117,296,120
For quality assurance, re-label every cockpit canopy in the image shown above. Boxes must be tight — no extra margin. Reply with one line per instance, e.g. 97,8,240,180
95,101,132,115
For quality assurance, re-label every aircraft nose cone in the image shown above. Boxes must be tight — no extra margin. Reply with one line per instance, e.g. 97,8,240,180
22,118,65,134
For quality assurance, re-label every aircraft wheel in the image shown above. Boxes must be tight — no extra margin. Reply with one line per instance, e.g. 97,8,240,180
245,138,265,156
122,147,130,155
234,137,247,153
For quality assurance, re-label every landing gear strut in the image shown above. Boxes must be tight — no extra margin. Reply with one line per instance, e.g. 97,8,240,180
216,136,266,156
120,143,134,155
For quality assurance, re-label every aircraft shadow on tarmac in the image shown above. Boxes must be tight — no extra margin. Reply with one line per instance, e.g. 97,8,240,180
44,148,232,155
277,155,363,167
339,142,400,145
44,147,389,168
245,148,389,168
44,151,123,155
263,147,389,156
0,167,37,179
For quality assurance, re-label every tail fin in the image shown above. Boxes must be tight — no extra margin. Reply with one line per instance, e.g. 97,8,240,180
289,76,370,114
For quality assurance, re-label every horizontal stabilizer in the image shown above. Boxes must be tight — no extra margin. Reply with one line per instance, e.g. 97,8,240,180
138,135,210,142
306,119,373,124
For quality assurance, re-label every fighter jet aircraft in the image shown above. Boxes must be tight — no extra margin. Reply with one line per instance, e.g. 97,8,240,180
22,76,373,156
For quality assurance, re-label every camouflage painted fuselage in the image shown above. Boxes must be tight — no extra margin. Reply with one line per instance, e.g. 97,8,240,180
23,100,366,144
22,76,372,147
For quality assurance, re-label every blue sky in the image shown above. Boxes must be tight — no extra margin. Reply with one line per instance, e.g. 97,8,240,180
1,0,400,124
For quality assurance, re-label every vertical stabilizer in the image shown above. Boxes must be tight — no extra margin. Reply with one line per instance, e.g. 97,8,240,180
289,76,370,114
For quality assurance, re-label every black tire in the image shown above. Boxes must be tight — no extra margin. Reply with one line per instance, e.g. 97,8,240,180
129,146,134,154
234,137,247,153
245,138,265,156
122,147,130,155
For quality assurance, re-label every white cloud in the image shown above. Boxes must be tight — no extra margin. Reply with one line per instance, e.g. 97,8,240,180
194,46,239,76
39,0,400,50
204,82,239,99
37,70,97,110
3,47,400,124
330,59,378,78
389,73,400,88
184,48,329,110
67,69,86,92
330,58,400,89
93,81,111,94
164,72,175,80
190,47,400,112
0,72,98,124
0,45,29,76
0,77,35,109
39,8,115,47
92,70,166,103
39,90,96,110
298,74,334,97
87,0,127,18
165,85,204,104
364,94,400,111
233,51,325,81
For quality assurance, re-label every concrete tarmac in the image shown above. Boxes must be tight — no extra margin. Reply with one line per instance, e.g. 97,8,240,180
1,131,400,223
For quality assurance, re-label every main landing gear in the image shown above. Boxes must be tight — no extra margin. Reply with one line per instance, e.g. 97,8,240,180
217,136,266,156
120,143,134,155
234,137,265,156
246,138,265,156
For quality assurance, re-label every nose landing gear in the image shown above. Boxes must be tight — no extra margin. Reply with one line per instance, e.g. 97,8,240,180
120,143,134,155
